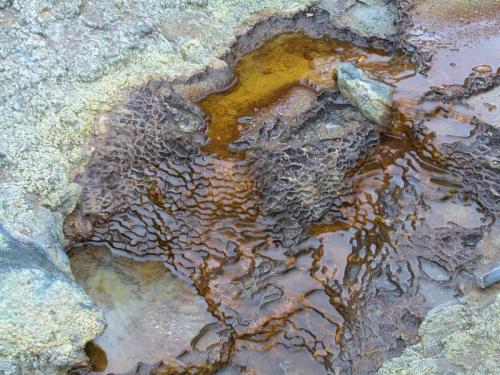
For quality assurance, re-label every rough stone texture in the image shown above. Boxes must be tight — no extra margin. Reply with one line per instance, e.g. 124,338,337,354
0,224,105,375
442,118,500,216
232,89,379,240
0,2,405,372
0,184,71,274
338,175,490,374
66,74,495,374
65,81,381,373
5,0,497,374
0,0,316,215
336,63,395,127
0,185,107,374
328,0,398,39
378,293,500,375
64,81,210,249
376,2,500,366
0,0,12,10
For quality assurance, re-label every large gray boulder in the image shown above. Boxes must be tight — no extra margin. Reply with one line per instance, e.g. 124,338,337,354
0,188,105,375
336,62,394,127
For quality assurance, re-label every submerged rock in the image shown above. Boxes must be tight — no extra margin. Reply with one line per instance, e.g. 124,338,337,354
69,246,218,374
232,89,378,239
336,63,394,127
0,224,105,375
378,294,500,375
117,322,234,375
424,68,500,102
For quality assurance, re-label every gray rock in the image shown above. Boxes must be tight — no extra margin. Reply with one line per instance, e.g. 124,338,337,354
336,62,394,127
378,294,500,375
0,184,71,275
475,263,500,289
0,0,12,9
0,223,105,375
420,259,450,282
330,0,398,39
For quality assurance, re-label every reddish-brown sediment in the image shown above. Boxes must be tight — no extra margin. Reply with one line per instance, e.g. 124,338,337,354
68,29,498,375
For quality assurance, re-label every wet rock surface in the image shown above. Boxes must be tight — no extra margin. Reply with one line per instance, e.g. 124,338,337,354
1,1,499,374
466,86,500,127
231,89,379,240
374,0,500,368
424,67,500,103
395,0,500,97
414,114,500,217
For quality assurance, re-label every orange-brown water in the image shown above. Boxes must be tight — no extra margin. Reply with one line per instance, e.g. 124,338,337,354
71,32,493,375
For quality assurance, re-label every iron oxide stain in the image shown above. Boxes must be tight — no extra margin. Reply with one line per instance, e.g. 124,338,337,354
69,32,494,375
199,33,413,158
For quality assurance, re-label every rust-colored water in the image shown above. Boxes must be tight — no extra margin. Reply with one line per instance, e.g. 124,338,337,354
72,32,492,375
199,33,414,157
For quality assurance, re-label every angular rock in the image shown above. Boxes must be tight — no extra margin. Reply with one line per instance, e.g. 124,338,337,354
336,62,394,127
475,263,500,289
0,223,105,375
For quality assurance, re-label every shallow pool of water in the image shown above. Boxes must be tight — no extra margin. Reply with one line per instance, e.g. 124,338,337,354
69,31,493,374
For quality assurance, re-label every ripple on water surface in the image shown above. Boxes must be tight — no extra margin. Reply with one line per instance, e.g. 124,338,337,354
69,32,492,374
